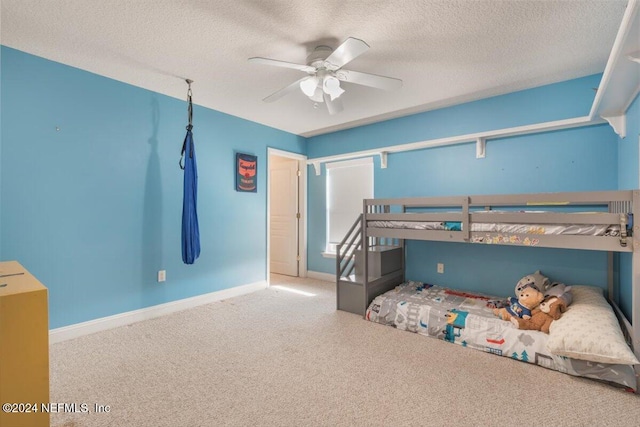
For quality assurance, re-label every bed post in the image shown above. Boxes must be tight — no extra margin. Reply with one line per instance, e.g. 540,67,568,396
607,252,614,301
632,191,640,367
362,198,369,316
402,203,406,283
462,196,470,241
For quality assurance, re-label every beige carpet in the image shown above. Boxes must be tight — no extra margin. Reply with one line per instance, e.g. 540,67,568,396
50,275,639,427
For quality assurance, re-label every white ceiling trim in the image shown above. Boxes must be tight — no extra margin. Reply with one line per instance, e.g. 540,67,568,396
589,0,640,138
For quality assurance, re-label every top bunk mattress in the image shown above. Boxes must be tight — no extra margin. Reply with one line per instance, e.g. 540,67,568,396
368,211,622,236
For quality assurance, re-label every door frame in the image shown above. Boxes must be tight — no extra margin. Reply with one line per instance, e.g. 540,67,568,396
267,148,308,283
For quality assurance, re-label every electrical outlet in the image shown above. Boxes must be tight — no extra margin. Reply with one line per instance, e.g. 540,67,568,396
437,263,444,274
158,270,166,282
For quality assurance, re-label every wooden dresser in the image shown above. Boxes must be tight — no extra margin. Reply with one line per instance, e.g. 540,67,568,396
0,261,50,427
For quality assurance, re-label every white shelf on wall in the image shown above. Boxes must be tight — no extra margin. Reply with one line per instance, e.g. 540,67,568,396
307,116,605,175
589,0,640,138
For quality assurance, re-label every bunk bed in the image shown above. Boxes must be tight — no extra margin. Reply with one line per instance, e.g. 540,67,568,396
336,190,640,391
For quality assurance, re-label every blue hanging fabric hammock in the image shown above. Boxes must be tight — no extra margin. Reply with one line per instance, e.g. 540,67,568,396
179,79,201,264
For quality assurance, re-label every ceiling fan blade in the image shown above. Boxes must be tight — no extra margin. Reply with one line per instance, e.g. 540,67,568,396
323,92,344,115
324,37,369,70
248,57,316,73
262,77,307,103
337,69,402,91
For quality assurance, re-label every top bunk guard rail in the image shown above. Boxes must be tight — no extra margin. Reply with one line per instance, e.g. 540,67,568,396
367,213,466,222
363,190,636,252
364,190,635,208
367,196,475,208
468,190,634,206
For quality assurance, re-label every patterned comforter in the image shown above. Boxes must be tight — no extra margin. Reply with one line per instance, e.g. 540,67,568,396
365,281,637,390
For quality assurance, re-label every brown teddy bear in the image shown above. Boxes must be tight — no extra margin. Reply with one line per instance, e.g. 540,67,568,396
493,285,544,321
510,296,567,333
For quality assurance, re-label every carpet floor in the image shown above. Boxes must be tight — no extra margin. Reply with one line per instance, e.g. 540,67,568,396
50,274,639,427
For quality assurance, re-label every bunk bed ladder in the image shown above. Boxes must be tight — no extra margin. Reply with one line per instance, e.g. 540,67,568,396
336,214,363,283
336,203,405,316
336,215,364,315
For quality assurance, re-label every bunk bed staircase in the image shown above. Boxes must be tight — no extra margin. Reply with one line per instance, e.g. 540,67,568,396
336,213,404,316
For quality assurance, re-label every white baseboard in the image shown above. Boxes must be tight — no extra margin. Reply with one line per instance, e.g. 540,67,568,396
306,270,335,282
49,280,268,344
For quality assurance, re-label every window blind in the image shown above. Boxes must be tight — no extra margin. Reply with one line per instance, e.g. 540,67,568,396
326,157,373,251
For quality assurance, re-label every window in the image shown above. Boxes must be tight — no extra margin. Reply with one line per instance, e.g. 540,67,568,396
325,157,373,254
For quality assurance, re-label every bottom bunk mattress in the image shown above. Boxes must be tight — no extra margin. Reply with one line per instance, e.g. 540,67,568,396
365,281,637,391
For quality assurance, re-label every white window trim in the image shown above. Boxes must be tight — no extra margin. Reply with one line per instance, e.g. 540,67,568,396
325,157,373,170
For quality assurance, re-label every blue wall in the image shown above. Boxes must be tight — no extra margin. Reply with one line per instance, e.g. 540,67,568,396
0,46,305,328
307,75,601,159
617,94,639,189
1,46,631,327
307,75,621,297
617,93,639,319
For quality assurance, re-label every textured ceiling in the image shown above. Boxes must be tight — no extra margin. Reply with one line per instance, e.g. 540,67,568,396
0,0,630,137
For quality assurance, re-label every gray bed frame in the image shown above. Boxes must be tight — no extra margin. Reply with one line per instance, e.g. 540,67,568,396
337,189,640,369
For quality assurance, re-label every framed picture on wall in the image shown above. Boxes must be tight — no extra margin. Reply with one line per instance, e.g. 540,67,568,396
236,153,257,192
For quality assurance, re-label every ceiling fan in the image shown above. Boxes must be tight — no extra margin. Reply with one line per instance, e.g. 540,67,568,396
248,37,402,115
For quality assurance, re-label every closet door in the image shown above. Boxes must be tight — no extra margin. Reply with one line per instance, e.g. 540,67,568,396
270,157,299,276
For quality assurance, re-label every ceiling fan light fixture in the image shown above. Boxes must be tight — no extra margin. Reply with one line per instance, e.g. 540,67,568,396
323,75,345,101
310,90,324,103
300,76,319,97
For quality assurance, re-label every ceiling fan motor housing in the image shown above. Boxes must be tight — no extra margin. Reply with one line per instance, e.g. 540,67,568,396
307,45,333,68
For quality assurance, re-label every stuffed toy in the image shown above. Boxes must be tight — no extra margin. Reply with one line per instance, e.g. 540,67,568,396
493,285,544,321
488,271,551,310
510,296,567,333
486,299,508,309
545,282,573,306
514,270,551,298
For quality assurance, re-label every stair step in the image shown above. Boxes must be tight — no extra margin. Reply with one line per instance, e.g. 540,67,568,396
355,246,402,278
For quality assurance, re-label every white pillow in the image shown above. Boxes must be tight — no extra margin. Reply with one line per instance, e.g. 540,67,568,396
547,285,639,365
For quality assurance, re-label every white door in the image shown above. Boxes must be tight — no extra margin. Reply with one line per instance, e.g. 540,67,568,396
269,156,299,276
